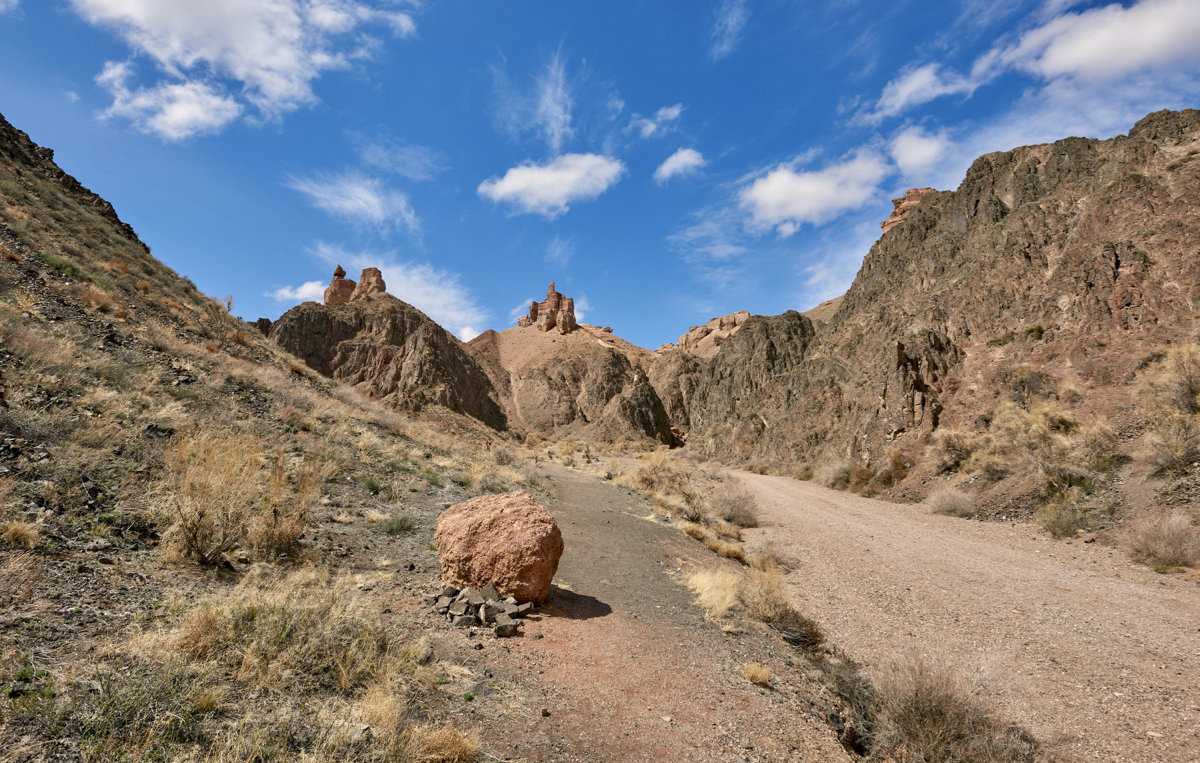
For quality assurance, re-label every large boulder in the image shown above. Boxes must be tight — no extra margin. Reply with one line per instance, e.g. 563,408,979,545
434,491,563,603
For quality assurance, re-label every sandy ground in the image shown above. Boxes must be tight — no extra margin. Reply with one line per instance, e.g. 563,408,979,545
734,471,1200,762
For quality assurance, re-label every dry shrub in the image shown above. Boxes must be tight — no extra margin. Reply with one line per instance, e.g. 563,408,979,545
226,328,248,346
741,662,771,687
685,568,742,619
492,445,516,466
248,452,320,560
934,428,979,470
630,450,697,509
848,465,874,493
76,284,127,318
927,487,974,518
4,251,23,263
0,552,41,605
100,259,130,274
162,430,262,565
872,655,1036,762
873,451,908,488
709,483,759,527
1036,488,1089,538
1125,511,1199,570
740,564,824,651
135,278,152,294
1136,343,1200,475
819,461,854,490
398,724,480,762
2,520,38,549
279,405,314,432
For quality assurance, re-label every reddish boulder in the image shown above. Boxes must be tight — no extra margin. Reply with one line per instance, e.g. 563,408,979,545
434,491,563,603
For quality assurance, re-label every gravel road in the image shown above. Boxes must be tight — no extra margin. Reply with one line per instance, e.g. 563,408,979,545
735,471,1200,762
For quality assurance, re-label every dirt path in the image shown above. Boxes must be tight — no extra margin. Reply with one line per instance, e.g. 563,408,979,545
463,465,853,762
734,471,1200,762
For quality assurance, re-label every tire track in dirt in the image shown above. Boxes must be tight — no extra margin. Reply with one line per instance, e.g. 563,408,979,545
734,471,1200,762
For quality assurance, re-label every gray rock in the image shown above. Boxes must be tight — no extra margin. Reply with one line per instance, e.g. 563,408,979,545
442,586,460,598
451,614,476,628
494,621,520,638
515,602,534,617
465,588,486,606
424,594,440,606
504,596,518,606
480,582,501,602
435,596,453,611
448,600,470,616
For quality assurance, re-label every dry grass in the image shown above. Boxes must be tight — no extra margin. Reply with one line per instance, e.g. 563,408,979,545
162,429,263,565
1036,488,1089,538
248,451,320,560
1125,511,1199,570
2,520,38,549
741,662,772,687
933,429,979,470
1130,345,1199,475
687,563,824,651
926,487,974,518
75,284,128,319
0,552,41,605
709,483,759,527
872,655,1036,762
685,568,742,619
398,724,480,762
628,451,698,510
818,461,854,490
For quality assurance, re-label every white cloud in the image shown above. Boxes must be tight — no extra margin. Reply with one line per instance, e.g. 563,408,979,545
312,242,489,341
535,51,574,154
71,0,415,138
287,171,419,232
97,60,242,140
711,0,749,60
545,235,574,266
999,0,1200,81
871,0,1200,121
269,280,325,302
889,126,951,179
352,134,443,181
739,151,890,236
572,293,590,323
654,147,706,184
478,153,625,219
0,0,18,13
873,63,976,119
629,103,683,139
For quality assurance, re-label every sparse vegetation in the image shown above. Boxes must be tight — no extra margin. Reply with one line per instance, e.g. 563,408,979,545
1125,511,1199,571
872,655,1036,762
987,331,1015,348
2,519,38,549
927,487,974,518
687,563,823,652
1136,343,1200,475
708,483,759,527
741,662,771,687
379,513,417,535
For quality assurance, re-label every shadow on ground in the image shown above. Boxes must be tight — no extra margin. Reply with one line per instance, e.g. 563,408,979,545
541,585,612,620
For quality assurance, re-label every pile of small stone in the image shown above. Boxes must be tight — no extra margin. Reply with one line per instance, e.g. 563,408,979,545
426,582,534,638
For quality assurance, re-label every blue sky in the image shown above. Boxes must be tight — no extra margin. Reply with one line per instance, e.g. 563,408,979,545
1,1,1198,347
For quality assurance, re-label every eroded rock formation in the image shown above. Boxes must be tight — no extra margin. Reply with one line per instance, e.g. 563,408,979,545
880,187,936,234
350,267,387,302
660,310,750,357
517,281,577,334
324,265,356,305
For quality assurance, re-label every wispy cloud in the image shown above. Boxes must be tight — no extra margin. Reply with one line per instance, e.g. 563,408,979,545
667,205,748,262
311,242,489,341
654,147,706,184
493,49,577,154
628,103,683,139
545,235,575,266
350,133,444,181
287,171,419,232
739,150,890,236
0,0,19,14
71,0,416,139
710,0,749,60
478,153,625,219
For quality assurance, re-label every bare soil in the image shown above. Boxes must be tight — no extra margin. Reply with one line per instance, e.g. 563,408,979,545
734,471,1200,763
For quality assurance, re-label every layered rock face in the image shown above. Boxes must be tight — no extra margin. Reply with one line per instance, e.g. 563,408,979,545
880,187,936,234
517,282,577,334
659,310,750,358
434,491,564,603
271,276,505,429
653,109,1200,471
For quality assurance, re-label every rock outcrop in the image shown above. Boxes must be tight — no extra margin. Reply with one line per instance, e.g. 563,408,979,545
434,491,564,603
518,282,577,334
880,187,936,234
659,310,750,358
324,265,356,305
350,267,387,302
271,291,505,429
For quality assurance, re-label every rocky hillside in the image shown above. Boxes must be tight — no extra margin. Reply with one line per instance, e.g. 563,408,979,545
658,108,1200,487
271,267,506,429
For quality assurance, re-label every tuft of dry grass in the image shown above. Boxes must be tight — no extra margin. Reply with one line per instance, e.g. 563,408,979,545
927,487,974,518
1125,511,1199,571
4,251,23,263
741,662,772,687
1136,344,1200,475
872,655,1036,762
686,568,742,619
709,483,759,527
398,724,480,762
162,429,262,565
248,451,320,560
687,563,824,652
135,278,152,294
629,451,698,510
2,520,38,549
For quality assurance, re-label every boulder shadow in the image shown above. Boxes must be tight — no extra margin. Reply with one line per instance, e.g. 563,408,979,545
540,585,612,621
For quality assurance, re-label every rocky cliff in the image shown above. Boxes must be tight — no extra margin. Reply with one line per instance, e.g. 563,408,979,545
654,109,1200,473
271,269,505,429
